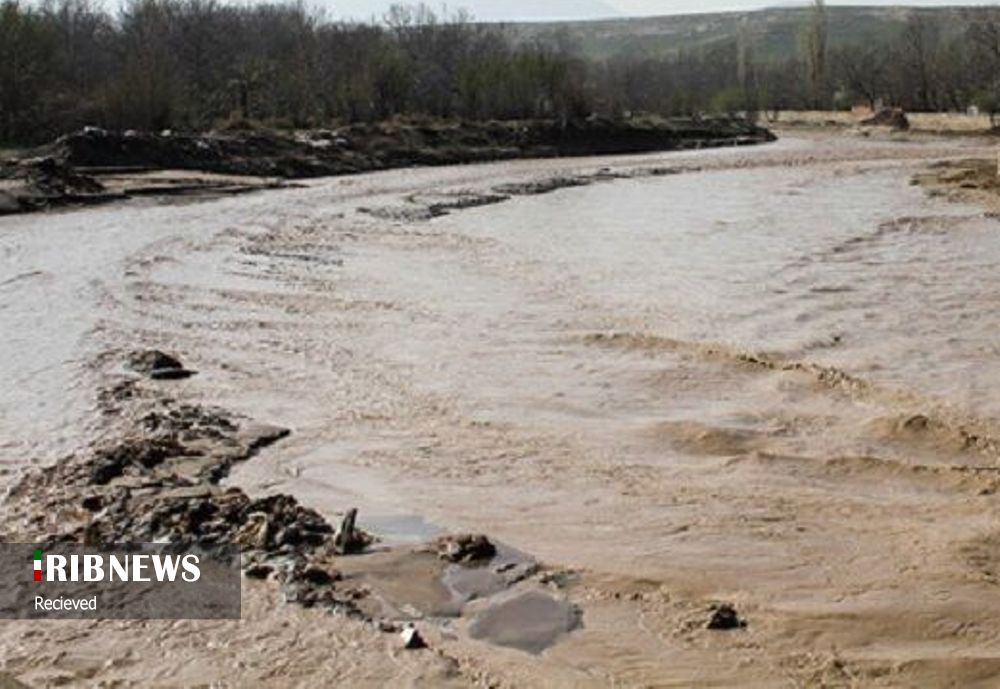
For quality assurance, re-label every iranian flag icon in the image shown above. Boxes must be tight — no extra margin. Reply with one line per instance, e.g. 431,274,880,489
33,549,42,582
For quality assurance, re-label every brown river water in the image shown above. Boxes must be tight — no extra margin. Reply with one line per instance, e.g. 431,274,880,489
3,132,1000,686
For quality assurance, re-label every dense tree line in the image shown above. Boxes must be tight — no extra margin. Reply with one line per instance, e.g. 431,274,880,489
2,0,1000,145
0,0,589,142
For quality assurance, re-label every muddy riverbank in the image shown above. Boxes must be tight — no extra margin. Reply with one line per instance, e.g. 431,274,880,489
914,157,1000,213
0,117,773,215
4,131,1000,686
0,346,586,683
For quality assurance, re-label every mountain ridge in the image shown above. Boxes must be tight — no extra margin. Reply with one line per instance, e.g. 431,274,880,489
509,5,995,61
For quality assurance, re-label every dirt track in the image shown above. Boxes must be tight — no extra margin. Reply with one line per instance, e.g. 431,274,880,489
3,132,1000,686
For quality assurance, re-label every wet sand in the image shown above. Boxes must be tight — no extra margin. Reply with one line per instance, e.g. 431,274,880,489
3,133,1000,686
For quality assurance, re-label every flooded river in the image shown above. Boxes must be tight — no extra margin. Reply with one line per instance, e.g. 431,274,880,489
3,133,1000,686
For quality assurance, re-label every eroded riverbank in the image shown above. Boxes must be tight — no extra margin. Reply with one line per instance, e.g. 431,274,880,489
0,118,774,215
3,133,1000,686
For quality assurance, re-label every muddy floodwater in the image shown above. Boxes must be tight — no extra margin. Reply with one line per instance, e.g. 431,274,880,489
4,133,1000,686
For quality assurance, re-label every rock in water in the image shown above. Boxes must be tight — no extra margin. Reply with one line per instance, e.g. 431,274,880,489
333,508,372,554
127,349,196,379
861,108,910,131
706,603,746,630
434,534,497,563
400,625,427,649
127,349,183,372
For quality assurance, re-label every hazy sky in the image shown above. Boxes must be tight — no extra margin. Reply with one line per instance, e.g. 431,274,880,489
331,0,1000,22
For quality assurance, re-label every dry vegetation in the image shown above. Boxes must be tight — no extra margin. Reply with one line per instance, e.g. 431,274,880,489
771,110,998,133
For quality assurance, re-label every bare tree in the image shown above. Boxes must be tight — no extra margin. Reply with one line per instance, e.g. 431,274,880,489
901,13,940,111
833,44,887,110
965,9,1000,125
801,0,828,109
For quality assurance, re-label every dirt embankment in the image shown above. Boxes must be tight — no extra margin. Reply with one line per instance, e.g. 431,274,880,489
914,158,1000,213
0,117,774,215
769,109,1000,135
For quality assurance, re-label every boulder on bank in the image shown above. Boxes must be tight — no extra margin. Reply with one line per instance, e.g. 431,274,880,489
861,108,910,131
126,349,196,380
433,534,497,563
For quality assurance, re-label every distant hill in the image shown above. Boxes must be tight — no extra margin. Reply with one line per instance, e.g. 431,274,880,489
510,5,993,62
330,0,622,23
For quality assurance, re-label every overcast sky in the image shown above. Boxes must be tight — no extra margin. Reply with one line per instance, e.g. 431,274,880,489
331,0,1000,22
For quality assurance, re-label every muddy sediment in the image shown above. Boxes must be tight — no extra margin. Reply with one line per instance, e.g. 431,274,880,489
358,167,682,220
8,132,1000,685
2,347,588,669
914,157,1000,213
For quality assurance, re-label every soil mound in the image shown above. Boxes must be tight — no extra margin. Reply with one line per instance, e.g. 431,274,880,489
861,108,910,131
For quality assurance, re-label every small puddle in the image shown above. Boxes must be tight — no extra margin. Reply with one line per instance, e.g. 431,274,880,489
468,590,582,655
443,542,537,603
359,513,443,545
339,514,582,653
336,548,460,618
